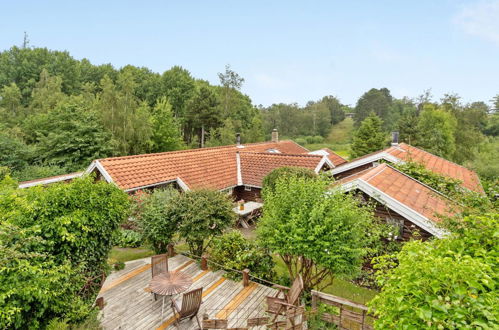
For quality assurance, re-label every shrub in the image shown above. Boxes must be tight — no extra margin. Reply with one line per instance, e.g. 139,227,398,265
312,135,324,144
139,188,180,253
369,214,499,329
295,137,307,146
0,175,130,297
209,231,275,281
305,135,315,144
113,228,143,248
262,166,316,198
0,223,90,329
173,189,236,256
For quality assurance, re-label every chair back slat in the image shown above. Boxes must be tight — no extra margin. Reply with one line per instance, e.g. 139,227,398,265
151,254,168,278
180,287,203,318
287,275,304,305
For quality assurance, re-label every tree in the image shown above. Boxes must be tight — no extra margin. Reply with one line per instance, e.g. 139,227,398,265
29,69,66,113
1,176,130,290
397,107,420,145
416,105,457,159
257,175,378,292
139,188,181,253
350,112,386,158
186,85,221,147
170,189,235,256
218,64,245,118
369,214,498,329
205,118,237,147
354,88,393,128
0,131,31,172
0,83,23,124
262,166,317,198
32,99,114,171
321,95,345,125
149,97,185,152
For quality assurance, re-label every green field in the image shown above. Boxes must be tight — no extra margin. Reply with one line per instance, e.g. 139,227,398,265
304,117,354,159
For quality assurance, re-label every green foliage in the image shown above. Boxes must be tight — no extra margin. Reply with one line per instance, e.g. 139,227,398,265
369,214,498,329
172,189,236,256
354,88,393,129
258,175,379,291
0,223,90,329
262,166,317,198
209,230,276,281
113,229,143,248
0,131,32,171
350,112,387,158
416,104,457,159
139,188,180,253
31,99,114,171
12,164,66,182
1,176,130,289
149,97,185,152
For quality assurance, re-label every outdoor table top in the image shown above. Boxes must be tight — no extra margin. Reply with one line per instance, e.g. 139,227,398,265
232,201,263,216
149,270,193,296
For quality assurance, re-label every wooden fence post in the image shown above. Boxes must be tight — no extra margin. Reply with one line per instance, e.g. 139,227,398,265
242,269,250,287
95,297,104,310
167,243,175,257
201,255,208,270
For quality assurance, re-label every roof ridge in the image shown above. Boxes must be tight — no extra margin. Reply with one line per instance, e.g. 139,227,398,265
239,151,323,158
361,164,388,182
98,140,302,162
399,143,476,174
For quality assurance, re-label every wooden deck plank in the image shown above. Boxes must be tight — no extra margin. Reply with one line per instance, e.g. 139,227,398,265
98,256,277,330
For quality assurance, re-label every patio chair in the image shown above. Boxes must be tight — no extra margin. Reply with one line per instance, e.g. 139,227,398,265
266,275,304,321
151,254,168,301
171,287,203,328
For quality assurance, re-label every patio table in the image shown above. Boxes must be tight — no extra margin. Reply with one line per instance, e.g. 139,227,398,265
150,270,193,321
233,201,263,228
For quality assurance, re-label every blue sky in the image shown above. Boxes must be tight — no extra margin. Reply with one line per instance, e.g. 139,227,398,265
1,1,498,106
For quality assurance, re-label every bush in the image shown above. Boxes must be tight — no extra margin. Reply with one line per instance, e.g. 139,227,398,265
305,135,315,144
139,188,180,253
209,231,275,281
312,135,324,144
295,137,307,146
369,214,499,329
1,175,130,296
173,189,236,256
113,228,143,248
0,223,90,329
262,166,316,198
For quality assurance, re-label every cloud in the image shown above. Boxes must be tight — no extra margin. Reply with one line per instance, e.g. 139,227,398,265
454,0,499,45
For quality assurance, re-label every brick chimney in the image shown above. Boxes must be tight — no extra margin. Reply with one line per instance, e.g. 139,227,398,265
271,129,279,143
391,131,399,146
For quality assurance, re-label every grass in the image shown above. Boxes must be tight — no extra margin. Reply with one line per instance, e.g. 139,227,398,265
108,246,154,263
303,118,354,159
272,256,376,305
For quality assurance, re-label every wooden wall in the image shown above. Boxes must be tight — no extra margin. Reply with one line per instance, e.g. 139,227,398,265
232,186,262,202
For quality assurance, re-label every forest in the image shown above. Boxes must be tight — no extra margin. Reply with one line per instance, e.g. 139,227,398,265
1,45,498,184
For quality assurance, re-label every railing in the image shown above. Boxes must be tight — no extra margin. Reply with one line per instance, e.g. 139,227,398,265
311,290,375,330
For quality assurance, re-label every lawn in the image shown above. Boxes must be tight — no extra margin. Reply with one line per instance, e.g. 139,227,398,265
303,117,354,159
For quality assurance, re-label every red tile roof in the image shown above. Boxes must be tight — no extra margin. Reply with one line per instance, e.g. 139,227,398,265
95,141,316,191
309,148,348,167
338,164,456,225
335,143,483,193
239,152,325,187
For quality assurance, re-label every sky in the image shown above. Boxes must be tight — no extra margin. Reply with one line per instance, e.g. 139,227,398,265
1,0,498,107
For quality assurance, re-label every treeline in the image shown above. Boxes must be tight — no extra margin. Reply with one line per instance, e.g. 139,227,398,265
348,88,499,179
0,46,268,180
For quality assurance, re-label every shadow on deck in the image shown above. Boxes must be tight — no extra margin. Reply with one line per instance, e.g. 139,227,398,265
97,254,276,329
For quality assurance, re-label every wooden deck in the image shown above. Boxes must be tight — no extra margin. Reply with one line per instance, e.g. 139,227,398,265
97,254,277,329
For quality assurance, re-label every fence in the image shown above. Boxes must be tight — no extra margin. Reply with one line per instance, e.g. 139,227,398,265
311,290,375,330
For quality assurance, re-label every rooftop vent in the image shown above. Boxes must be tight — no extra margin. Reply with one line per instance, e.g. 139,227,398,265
391,131,399,146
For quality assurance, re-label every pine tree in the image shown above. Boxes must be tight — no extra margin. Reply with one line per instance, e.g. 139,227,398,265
150,97,185,152
350,112,386,158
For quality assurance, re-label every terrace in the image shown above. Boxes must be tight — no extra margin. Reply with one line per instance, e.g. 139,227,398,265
97,253,278,329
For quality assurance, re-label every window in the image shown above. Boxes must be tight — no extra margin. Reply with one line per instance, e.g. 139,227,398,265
244,186,252,191
386,217,404,237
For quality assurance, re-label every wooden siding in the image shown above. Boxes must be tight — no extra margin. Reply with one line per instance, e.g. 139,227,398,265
232,186,262,202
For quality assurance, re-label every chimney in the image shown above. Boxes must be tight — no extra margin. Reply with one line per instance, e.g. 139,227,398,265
271,129,279,143
236,133,241,146
391,131,399,146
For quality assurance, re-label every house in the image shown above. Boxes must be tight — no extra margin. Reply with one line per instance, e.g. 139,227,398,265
332,142,483,193
19,135,337,202
336,163,456,240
